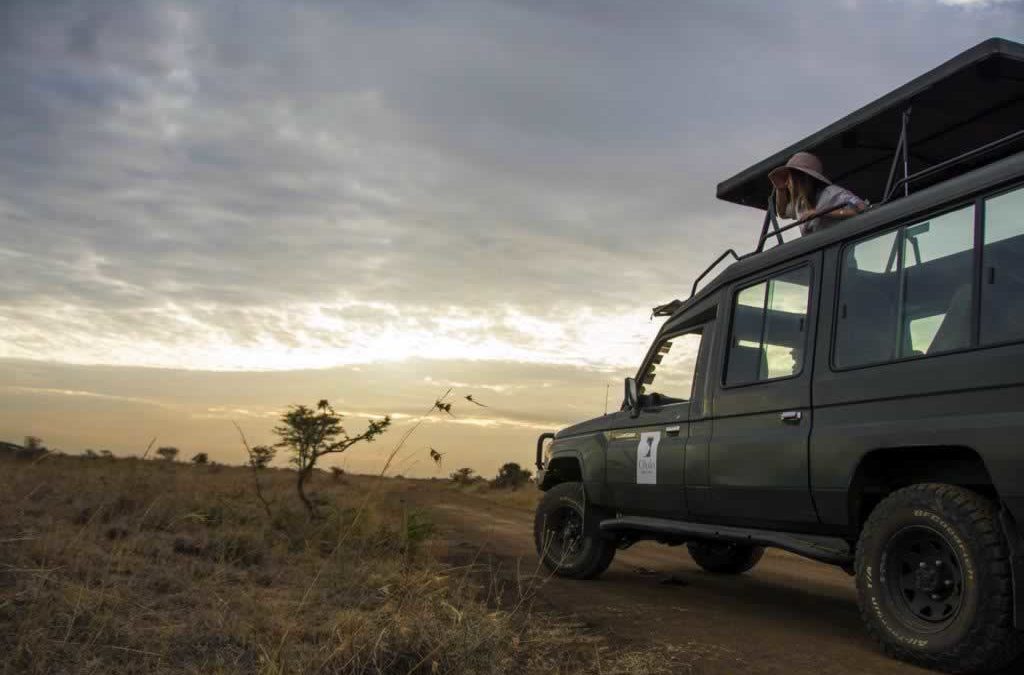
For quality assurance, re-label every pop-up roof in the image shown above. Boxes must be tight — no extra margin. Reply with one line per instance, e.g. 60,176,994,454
717,38,1024,210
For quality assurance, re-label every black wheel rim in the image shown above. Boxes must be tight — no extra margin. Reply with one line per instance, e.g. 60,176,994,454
545,506,585,564
882,525,965,631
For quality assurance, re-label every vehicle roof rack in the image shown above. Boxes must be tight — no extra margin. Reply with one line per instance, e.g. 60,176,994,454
717,38,1024,211
652,39,1024,319
651,202,849,317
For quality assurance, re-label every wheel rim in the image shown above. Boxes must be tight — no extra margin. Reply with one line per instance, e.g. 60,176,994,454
882,525,965,631
545,506,585,564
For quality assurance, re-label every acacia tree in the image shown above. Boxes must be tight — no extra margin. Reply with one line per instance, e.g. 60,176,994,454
24,436,45,453
273,400,390,517
18,436,48,460
156,446,179,462
191,452,209,465
492,462,533,489
450,467,477,485
249,445,276,469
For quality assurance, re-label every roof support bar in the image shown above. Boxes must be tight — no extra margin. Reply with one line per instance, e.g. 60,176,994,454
883,128,1024,203
883,107,912,202
690,249,742,299
756,190,785,253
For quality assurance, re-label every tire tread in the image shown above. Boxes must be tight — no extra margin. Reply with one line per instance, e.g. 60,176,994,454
856,483,1024,674
533,482,615,580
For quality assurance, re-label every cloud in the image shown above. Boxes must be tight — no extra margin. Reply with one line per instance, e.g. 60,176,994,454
0,298,661,370
1,385,170,409
0,1,1020,371
936,0,1020,6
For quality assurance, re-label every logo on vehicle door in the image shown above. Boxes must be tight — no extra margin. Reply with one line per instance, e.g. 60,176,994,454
636,431,660,485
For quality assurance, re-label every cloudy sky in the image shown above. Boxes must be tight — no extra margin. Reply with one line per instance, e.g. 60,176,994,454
1,0,1021,474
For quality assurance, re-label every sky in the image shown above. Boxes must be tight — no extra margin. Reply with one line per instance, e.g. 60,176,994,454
1,0,1022,476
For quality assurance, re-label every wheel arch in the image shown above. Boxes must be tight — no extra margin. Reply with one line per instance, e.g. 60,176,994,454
539,453,584,491
848,445,997,533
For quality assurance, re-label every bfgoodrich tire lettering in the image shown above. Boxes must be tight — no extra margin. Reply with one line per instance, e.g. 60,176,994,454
533,481,615,580
855,483,1024,674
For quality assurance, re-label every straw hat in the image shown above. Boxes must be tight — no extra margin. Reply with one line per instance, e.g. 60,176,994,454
768,151,832,189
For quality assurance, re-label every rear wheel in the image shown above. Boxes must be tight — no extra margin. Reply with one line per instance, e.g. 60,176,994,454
686,541,764,574
856,483,1024,673
533,482,615,579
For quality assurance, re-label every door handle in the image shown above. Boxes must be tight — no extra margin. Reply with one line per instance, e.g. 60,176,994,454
666,425,682,436
780,410,802,424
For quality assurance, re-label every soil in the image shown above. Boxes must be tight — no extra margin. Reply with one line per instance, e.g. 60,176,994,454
397,481,1024,675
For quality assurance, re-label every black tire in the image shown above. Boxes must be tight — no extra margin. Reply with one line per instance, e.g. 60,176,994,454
533,482,615,579
856,483,1024,674
687,540,764,574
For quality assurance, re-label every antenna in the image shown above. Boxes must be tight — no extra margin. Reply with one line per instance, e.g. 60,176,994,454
604,384,610,415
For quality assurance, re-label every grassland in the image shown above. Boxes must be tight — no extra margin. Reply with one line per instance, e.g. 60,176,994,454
440,479,540,513
0,453,666,674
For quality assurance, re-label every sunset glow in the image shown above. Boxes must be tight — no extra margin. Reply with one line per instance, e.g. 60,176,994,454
2,1,1020,476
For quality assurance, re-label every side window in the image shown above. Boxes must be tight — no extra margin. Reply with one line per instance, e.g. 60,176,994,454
981,186,1024,346
640,331,703,401
834,203,975,369
834,231,900,368
725,266,811,386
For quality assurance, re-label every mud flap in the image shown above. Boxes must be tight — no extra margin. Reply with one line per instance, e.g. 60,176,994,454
999,509,1024,630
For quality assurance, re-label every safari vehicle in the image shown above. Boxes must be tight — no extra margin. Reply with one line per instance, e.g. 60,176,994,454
533,39,1024,674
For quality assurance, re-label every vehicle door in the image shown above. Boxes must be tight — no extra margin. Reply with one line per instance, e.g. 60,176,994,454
702,255,821,527
604,327,707,519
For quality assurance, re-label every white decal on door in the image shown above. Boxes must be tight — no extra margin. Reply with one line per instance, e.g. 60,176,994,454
636,431,660,485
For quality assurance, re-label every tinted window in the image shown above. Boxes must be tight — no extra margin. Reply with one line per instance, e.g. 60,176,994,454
641,332,703,400
834,231,900,367
981,187,1024,345
725,266,811,386
902,207,974,356
835,204,975,368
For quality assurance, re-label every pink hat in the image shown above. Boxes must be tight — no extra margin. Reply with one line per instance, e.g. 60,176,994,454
768,151,832,189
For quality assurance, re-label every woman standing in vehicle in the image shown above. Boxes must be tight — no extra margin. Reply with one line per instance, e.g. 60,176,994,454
770,151,867,235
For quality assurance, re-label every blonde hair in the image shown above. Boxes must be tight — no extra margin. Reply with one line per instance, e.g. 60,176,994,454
789,171,822,216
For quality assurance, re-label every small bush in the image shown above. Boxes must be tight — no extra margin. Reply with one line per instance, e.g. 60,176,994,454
156,446,179,462
491,462,533,489
248,445,275,469
16,436,48,461
450,467,481,485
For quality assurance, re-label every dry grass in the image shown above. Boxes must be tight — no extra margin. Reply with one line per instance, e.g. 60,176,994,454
0,455,671,674
441,481,540,512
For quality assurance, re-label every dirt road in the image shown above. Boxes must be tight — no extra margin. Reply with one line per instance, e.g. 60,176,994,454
398,482,953,675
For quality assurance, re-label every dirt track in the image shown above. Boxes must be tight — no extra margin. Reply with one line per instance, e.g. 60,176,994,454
398,481,961,675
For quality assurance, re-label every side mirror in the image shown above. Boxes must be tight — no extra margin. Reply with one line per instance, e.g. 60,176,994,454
623,377,641,418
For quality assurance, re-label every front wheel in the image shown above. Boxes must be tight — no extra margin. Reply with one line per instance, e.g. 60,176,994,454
533,482,615,579
856,483,1024,674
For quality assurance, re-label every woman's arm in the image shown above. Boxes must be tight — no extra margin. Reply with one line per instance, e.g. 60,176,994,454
809,188,868,220
824,202,867,218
